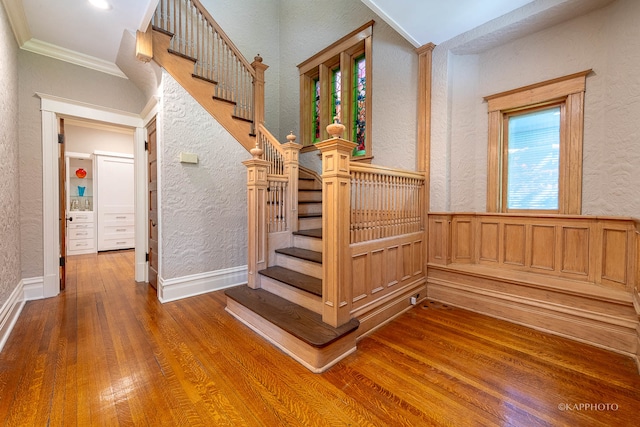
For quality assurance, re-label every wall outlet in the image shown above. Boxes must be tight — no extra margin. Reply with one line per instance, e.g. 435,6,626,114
410,293,420,305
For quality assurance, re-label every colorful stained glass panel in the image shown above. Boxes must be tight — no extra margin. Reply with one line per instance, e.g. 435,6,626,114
353,55,366,155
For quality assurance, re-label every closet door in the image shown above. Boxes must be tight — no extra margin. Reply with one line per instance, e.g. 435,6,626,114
96,154,135,251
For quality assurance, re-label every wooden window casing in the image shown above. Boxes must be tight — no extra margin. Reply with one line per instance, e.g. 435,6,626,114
298,21,373,160
484,70,591,214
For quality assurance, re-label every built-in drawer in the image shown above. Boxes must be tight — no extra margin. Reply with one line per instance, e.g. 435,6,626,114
68,222,93,230
104,213,134,225
68,228,95,240
67,239,95,251
70,212,94,223
101,237,134,250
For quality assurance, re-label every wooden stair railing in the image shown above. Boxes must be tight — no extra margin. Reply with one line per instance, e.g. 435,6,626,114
152,0,258,124
139,0,270,151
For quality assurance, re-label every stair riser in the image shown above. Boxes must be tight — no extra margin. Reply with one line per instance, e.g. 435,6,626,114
298,191,322,203
225,300,357,373
298,203,322,216
299,217,322,230
293,235,323,252
275,254,322,279
298,180,322,191
260,276,322,314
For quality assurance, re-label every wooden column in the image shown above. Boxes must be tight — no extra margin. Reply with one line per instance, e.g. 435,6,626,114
243,152,270,289
252,55,269,127
282,133,302,233
315,137,356,328
136,23,153,63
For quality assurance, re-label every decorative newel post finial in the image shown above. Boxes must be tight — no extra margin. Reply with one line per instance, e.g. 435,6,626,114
326,116,345,139
286,131,297,144
250,141,263,158
254,54,263,63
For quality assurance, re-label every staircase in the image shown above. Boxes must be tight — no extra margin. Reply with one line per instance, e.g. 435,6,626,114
225,169,360,373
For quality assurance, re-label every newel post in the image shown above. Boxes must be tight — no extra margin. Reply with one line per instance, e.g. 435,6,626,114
282,132,302,233
243,145,270,289
252,55,269,127
316,121,356,328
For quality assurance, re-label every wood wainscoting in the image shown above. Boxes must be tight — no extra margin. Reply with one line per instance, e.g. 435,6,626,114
350,231,426,337
427,213,640,369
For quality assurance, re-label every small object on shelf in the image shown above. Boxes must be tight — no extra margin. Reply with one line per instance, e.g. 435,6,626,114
78,186,86,197
84,198,91,211
71,199,79,211
75,168,87,178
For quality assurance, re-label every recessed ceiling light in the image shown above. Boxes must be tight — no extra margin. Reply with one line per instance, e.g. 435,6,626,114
89,0,111,10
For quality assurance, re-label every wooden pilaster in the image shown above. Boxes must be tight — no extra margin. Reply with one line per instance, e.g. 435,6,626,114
243,156,270,288
252,56,269,127
282,133,302,233
315,138,356,328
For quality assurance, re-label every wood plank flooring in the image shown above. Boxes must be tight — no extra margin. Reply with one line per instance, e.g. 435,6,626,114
0,250,638,426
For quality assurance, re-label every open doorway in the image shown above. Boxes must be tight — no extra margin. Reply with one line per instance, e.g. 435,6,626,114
39,93,151,299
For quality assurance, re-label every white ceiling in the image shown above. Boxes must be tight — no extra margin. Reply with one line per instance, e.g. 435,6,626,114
1,0,607,78
362,0,535,46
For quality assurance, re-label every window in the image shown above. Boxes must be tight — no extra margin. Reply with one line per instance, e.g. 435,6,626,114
298,21,373,160
504,105,561,211
484,70,591,214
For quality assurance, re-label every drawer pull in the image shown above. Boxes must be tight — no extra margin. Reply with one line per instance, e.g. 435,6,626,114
116,241,127,245
76,225,89,229
76,243,88,247
76,232,88,236
115,216,127,219
116,228,127,232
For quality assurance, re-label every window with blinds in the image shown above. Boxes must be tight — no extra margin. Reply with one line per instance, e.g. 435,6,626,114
504,106,561,211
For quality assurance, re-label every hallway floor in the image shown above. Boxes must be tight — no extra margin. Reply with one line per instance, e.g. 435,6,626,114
0,250,638,426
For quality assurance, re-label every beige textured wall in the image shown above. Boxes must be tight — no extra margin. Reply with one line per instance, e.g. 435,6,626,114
0,2,21,307
159,72,248,279
18,51,146,278
431,0,640,218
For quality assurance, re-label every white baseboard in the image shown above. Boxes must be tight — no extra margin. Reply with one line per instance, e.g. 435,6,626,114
23,276,45,301
0,280,26,352
158,265,248,303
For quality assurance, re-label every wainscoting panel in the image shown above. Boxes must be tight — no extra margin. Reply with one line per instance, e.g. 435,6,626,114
350,232,424,311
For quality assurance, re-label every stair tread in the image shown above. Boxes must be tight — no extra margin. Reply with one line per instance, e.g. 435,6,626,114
293,228,323,239
259,266,322,296
276,247,322,264
225,286,359,348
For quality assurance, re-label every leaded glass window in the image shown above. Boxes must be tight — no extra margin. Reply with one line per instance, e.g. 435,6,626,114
331,68,341,123
313,78,320,143
352,55,366,156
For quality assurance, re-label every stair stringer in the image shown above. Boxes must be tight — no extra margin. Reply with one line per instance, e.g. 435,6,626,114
152,29,255,152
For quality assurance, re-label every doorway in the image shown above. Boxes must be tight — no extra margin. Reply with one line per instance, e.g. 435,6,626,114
39,93,152,299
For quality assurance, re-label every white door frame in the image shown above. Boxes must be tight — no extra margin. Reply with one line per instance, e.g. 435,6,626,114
38,93,150,298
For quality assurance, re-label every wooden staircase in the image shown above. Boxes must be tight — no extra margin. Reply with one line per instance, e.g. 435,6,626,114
225,169,360,373
142,0,361,373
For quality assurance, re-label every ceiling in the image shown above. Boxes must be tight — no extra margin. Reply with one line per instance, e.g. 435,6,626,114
3,0,546,78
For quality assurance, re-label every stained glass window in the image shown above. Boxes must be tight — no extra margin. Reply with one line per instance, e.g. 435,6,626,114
352,55,366,156
331,68,341,123
313,78,320,142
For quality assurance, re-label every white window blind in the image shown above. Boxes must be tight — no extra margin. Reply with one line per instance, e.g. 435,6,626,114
506,107,560,210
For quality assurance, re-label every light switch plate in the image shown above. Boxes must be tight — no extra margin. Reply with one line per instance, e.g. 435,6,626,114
179,152,198,164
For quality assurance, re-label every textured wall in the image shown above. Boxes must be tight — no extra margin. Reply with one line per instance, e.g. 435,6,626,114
432,0,640,218
279,0,418,171
160,72,248,279
18,51,146,278
0,3,21,307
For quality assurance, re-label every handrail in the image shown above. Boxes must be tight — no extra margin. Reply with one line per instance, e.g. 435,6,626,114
153,0,255,122
256,124,285,175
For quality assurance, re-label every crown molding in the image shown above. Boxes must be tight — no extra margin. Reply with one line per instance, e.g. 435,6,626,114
22,39,127,79
1,0,30,45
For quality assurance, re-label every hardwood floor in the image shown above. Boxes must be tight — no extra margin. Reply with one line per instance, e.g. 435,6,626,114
0,251,638,426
